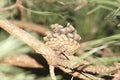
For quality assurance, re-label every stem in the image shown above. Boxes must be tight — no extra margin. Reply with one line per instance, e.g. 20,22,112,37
49,65,56,80
0,20,55,56
0,4,17,12
79,45,107,59
84,34,120,48
0,19,58,80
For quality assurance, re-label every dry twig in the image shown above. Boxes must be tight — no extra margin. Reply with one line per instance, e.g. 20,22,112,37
0,0,24,20
0,4,17,12
2,54,43,68
12,20,48,35
2,53,120,80
74,0,88,11
49,65,56,80
0,19,58,80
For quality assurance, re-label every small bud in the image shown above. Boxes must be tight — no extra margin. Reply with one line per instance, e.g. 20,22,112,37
67,33,74,38
74,33,81,40
58,25,63,29
43,37,49,41
50,24,58,29
60,34,68,41
68,25,75,32
53,33,59,37
46,31,52,36
60,28,67,34
66,23,75,32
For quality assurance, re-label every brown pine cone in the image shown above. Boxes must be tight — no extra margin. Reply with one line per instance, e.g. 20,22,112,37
44,23,81,56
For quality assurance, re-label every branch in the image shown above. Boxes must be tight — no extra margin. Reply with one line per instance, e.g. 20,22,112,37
0,0,24,20
49,65,56,80
2,54,43,68
12,20,48,35
0,20,60,65
2,53,120,80
0,4,17,12
0,19,58,80
74,0,88,11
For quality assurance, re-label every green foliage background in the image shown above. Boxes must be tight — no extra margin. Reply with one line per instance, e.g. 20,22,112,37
0,0,120,80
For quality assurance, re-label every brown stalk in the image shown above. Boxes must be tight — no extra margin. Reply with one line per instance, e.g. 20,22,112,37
74,0,88,11
12,20,48,35
0,20,52,55
2,53,120,80
0,20,57,80
0,4,17,12
0,0,49,36
0,0,24,20
16,0,24,20
2,54,43,68
1,54,97,79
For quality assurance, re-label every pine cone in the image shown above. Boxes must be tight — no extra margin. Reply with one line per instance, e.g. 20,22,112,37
44,23,81,56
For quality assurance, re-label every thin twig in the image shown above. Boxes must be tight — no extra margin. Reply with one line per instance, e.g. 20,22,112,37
79,45,108,59
2,54,43,68
0,0,21,12
12,20,48,35
74,0,88,11
58,66,103,80
16,0,24,20
0,4,17,12
1,53,119,80
49,65,56,80
0,0,24,20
